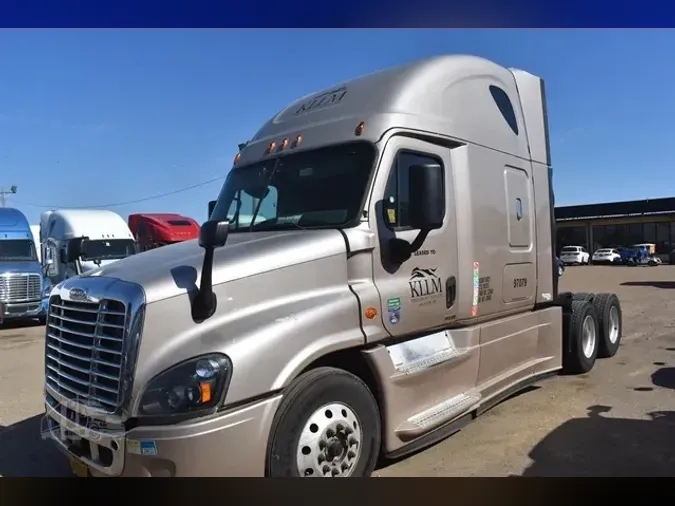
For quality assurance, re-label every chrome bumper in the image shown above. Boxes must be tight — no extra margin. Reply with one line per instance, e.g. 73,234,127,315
0,300,43,319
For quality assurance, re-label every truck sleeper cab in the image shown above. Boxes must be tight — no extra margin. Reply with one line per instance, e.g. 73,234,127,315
43,54,623,478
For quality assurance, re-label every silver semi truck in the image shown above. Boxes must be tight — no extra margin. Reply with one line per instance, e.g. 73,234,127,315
43,54,622,477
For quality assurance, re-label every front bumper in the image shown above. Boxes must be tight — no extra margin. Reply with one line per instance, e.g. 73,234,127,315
0,299,44,319
43,392,283,477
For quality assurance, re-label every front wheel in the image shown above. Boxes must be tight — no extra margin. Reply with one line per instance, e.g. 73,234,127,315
266,367,381,477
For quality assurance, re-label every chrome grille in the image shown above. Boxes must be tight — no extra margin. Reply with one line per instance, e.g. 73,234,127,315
0,273,41,302
45,295,128,413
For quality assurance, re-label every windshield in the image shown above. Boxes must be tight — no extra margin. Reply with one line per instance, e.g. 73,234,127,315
561,247,578,253
0,239,37,262
210,141,376,232
596,249,611,253
80,239,137,261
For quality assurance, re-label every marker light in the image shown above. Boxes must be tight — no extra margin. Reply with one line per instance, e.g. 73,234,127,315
279,138,289,151
355,121,365,136
291,134,302,149
233,152,241,165
265,142,276,155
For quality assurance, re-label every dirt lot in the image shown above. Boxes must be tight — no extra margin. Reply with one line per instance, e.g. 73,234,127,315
1,265,674,477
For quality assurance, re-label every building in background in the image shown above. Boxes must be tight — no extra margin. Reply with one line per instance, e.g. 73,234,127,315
555,197,675,261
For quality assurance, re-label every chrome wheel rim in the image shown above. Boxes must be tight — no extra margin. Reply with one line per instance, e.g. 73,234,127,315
582,314,597,358
296,402,362,477
608,305,620,344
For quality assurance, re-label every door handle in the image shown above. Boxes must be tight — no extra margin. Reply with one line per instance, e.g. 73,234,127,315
446,276,456,309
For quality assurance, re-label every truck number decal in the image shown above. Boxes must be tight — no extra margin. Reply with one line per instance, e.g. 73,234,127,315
513,278,528,288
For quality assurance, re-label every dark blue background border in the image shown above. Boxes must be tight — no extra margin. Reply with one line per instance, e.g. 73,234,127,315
2,0,675,28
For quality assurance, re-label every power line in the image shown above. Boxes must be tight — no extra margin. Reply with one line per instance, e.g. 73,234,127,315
7,175,225,210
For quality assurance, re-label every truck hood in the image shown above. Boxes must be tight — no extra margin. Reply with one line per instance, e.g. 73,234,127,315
0,260,43,276
82,230,349,304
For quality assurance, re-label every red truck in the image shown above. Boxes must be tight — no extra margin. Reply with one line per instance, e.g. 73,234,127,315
128,213,200,252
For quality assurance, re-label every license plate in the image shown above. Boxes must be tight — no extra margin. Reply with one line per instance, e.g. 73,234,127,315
69,455,90,477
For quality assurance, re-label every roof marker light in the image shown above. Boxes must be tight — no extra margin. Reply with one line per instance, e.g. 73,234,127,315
355,121,365,136
279,138,289,151
233,152,241,165
291,135,302,149
265,142,276,155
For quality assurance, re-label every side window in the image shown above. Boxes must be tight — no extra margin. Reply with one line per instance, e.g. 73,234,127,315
383,151,444,230
489,85,519,136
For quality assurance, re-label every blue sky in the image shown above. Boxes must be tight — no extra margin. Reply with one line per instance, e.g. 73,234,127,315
1,29,674,225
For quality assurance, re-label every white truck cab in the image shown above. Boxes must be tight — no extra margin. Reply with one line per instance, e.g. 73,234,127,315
40,209,138,286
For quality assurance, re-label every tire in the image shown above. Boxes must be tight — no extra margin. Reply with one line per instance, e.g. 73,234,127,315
266,367,381,477
563,300,600,374
593,293,622,358
571,292,593,303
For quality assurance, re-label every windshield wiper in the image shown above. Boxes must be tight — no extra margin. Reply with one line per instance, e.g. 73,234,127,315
249,157,282,232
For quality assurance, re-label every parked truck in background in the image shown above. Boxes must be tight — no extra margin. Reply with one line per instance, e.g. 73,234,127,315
128,213,200,252
40,209,138,287
0,208,51,324
43,54,623,478
31,225,42,263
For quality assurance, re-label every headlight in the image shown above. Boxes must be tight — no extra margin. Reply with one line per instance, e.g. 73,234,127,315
138,353,232,419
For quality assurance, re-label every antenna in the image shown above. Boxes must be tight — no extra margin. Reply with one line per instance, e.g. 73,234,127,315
0,185,17,208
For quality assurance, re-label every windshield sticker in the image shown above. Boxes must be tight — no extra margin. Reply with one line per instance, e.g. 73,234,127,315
408,267,443,307
299,167,314,177
276,215,302,225
387,208,396,223
472,262,479,317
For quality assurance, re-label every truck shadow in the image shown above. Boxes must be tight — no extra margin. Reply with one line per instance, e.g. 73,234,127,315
620,281,675,289
517,405,675,476
0,319,44,330
0,414,71,477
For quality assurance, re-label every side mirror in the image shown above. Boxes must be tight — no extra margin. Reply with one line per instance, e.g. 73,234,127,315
208,200,217,219
408,163,445,230
65,237,86,263
192,220,231,324
199,220,230,248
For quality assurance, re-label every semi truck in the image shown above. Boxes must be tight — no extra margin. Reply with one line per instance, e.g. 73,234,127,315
43,54,623,478
0,208,51,324
128,213,200,252
40,209,138,287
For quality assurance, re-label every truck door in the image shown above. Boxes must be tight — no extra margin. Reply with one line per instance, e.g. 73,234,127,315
369,136,458,337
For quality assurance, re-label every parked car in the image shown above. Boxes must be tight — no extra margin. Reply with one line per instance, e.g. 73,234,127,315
559,245,590,265
591,248,622,265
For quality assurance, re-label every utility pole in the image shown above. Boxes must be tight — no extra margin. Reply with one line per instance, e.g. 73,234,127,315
0,185,17,208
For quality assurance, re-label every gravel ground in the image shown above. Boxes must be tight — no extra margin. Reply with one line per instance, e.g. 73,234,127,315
1,265,674,477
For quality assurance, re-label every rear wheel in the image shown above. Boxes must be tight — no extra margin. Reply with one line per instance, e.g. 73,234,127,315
563,300,600,374
266,367,381,477
593,293,622,358
571,292,593,303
